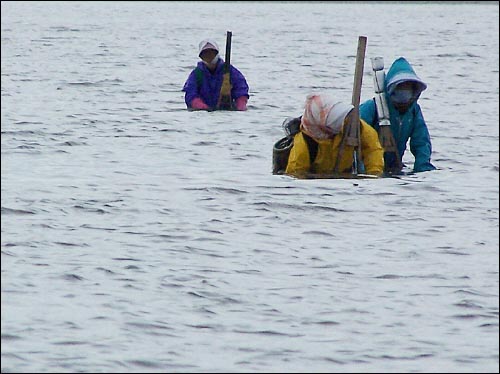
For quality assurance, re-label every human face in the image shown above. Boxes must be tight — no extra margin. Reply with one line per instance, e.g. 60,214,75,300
391,81,417,113
200,49,218,65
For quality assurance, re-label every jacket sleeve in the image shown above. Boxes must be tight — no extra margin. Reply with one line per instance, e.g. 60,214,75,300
230,66,249,100
360,120,385,175
359,98,378,128
182,69,200,108
285,133,311,177
409,105,436,172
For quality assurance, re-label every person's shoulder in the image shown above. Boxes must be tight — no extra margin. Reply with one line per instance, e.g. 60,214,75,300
360,119,378,134
360,97,375,107
360,118,371,127
188,63,202,75
230,64,245,74
411,101,424,115
195,61,206,70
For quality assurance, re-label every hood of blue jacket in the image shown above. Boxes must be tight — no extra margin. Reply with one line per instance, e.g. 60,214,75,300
385,57,427,96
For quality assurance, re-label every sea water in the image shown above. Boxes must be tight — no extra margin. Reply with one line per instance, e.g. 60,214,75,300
1,1,499,372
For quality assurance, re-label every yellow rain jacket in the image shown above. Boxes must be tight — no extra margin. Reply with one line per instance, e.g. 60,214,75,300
286,120,384,177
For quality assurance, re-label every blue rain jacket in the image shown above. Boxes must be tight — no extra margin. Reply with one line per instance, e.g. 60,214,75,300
182,59,249,110
360,57,436,172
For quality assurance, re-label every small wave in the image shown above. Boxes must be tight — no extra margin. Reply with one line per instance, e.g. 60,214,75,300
374,274,447,280
364,353,435,361
126,321,174,332
74,206,109,214
454,300,484,310
112,257,142,262
251,201,346,212
302,320,340,326
56,141,88,146
1,334,22,341
233,329,304,337
451,314,489,320
302,230,336,237
63,78,124,88
60,274,85,281
185,323,224,330
126,360,164,369
54,242,89,247
51,340,86,346
15,144,40,149
1,207,36,215
80,225,116,232
2,128,41,134
95,267,117,275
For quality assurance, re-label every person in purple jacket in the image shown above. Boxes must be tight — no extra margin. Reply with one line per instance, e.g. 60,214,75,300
182,39,249,111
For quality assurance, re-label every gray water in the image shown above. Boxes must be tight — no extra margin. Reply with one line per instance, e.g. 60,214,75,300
1,1,499,373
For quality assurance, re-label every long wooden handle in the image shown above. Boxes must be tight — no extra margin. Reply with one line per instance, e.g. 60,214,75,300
350,36,367,172
333,36,367,175
224,31,232,72
218,31,233,110
352,36,367,110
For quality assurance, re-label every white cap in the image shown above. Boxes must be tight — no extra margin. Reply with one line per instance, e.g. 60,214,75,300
198,39,219,57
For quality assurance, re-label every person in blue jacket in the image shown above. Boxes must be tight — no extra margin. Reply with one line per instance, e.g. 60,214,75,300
359,57,436,173
182,39,249,111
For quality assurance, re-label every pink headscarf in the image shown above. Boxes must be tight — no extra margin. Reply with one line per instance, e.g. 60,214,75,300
301,94,353,141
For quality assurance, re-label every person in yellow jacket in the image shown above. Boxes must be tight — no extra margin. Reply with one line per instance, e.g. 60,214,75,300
285,93,384,178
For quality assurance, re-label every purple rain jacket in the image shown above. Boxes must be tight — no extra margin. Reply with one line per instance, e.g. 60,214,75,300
182,59,249,110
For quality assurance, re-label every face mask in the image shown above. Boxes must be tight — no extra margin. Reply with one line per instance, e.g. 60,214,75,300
202,54,219,67
390,88,414,105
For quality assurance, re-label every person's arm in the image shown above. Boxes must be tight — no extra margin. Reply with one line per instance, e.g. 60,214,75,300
190,98,210,110
230,66,249,111
182,69,209,110
359,98,378,129
285,133,312,177
409,105,436,172
360,120,384,176
234,96,248,111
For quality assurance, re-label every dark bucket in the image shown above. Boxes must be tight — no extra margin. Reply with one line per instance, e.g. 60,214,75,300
272,136,294,175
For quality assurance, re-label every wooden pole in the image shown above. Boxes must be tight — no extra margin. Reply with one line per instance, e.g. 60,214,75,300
334,36,367,174
217,31,233,110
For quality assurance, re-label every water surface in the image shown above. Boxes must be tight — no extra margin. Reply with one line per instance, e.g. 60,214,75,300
1,2,499,373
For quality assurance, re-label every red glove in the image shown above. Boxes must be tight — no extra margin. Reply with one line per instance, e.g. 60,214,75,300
235,96,248,111
190,97,209,110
